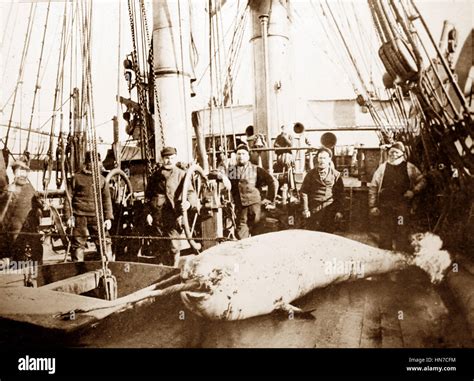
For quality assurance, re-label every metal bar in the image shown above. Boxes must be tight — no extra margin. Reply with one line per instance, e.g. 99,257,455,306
260,13,273,174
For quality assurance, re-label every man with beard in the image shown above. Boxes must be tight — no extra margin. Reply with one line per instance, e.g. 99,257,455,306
145,146,188,266
0,159,43,263
300,147,345,233
369,141,426,251
227,144,277,239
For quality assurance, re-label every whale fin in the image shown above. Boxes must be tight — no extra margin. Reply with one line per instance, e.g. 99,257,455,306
274,302,316,320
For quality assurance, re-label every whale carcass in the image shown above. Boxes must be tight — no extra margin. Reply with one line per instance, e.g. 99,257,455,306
180,230,451,320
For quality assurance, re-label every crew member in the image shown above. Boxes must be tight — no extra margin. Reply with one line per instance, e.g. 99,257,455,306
145,146,189,266
300,147,344,232
369,141,426,251
0,159,43,263
65,151,114,262
227,144,278,239
245,125,267,167
273,125,294,173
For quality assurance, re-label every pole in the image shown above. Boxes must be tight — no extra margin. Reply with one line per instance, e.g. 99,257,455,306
260,14,273,174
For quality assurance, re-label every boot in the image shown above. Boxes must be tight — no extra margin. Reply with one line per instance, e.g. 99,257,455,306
71,247,84,262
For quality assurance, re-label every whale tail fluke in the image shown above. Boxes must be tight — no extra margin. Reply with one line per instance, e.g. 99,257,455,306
409,232,452,284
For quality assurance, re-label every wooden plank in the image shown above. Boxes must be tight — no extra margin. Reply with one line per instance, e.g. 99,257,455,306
335,284,365,348
380,312,404,348
360,294,382,348
337,311,364,347
40,270,101,295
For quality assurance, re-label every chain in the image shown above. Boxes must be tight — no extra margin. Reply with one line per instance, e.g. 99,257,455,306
140,0,165,150
7,230,237,242
127,0,154,179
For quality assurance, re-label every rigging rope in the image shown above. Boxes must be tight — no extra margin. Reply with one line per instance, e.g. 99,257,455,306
77,0,112,299
44,0,69,192
210,0,227,158
1,5,20,105
208,0,216,168
139,0,165,151
127,0,153,182
177,0,191,161
321,1,388,141
4,3,37,150
24,0,52,160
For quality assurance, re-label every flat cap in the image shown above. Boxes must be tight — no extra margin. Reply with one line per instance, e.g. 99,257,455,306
236,144,250,152
11,159,30,170
161,146,177,157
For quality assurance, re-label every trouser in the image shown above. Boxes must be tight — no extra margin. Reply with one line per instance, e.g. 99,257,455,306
305,203,338,233
149,205,182,266
236,203,262,240
149,222,181,266
71,215,113,262
0,231,44,264
378,202,411,252
153,225,181,266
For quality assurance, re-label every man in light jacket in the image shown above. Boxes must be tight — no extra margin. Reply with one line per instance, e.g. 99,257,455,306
368,142,426,251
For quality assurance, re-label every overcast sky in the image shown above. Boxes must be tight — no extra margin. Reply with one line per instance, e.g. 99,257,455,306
1,0,472,146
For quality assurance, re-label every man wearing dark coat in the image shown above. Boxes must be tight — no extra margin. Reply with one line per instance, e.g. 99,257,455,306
369,141,426,251
65,151,114,262
145,146,188,266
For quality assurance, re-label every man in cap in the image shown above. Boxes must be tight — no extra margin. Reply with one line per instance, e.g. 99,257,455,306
273,125,294,173
65,151,114,262
145,146,189,266
227,144,278,239
300,147,345,232
0,159,43,263
369,141,426,250
245,125,267,166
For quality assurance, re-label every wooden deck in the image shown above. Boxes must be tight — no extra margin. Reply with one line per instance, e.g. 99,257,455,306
63,265,471,348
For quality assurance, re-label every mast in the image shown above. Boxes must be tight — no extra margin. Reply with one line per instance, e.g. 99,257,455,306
152,0,193,163
250,0,291,169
